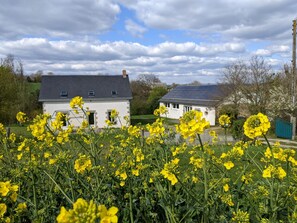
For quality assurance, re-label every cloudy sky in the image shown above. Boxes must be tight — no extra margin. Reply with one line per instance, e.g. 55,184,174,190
0,0,296,84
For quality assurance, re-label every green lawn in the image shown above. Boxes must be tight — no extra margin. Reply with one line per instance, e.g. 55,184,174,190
28,82,41,92
8,124,32,139
131,114,179,125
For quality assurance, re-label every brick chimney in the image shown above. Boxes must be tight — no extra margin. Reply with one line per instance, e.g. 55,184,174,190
122,69,127,78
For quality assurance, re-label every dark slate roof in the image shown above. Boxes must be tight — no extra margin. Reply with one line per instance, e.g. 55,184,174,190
160,85,227,106
39,75,132,102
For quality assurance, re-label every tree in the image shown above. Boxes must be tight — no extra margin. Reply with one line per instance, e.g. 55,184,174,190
266,64,297,119
222,56,277,115
0,55,40,124
130,74,164,115
147,86,168,113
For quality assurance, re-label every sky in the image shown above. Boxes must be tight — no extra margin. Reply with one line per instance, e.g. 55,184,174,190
0,0,296,84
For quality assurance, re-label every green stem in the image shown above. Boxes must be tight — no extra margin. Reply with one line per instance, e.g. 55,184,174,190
263,134,277,221
129,192,134,223
224,128,227,145
197,134,208,223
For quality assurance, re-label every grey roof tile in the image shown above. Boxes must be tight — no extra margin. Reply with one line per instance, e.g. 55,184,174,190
39,75,132,101
160,85,227,106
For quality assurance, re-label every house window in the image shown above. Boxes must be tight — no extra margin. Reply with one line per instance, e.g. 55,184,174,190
88,112,95,125
60,91,68,98
88,90,95,97
184,106,192,113
111,90,118,96
164,103,170,108
172,103,179,109
107,110,117,124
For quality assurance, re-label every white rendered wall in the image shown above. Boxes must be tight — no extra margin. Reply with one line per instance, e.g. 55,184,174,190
43,100,130,128
160,102,216,126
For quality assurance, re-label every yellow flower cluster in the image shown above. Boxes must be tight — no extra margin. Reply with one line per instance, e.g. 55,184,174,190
220,193,234,207
0,181,19,202
262,164,287,180
110,109,119,119
127,125,141,138
219,114,231,128
231,209,250,222
28,113,72,146
51,112,66,131
0,123,6,136
146,118,165,144
70,96,84,109
57,198,118,223
263,146,296,163
243,113,270,139
209,130,218,144
189,156,204,170
28,113,52,141
153,105,168,116
74,154,92,174
176,110,210,142
160,158,179,185
16,111,27,124
0,181,19,222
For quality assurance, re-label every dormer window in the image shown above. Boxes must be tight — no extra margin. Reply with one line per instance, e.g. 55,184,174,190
60,91,68,98
111,90,117,96
88,90,95,97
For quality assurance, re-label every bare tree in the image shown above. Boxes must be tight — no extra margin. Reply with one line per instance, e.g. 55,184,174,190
222,56,277,115
222,60,247,108
242,56,276,114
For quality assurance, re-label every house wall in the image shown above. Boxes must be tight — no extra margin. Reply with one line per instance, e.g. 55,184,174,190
43,100,130,128
160,102,216,126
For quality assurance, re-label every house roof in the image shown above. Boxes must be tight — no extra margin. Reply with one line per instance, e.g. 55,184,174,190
160,84,227,106
39,75,132,102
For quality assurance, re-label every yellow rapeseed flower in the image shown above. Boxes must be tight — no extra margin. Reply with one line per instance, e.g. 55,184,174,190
243,113,270,139
232,209,250,223
223,184,229,192
0,203,7,218
57,198,97,223
0,182,11,197
0,123,6,135
15,202,27,213
70,96,84,109
189,156,204,169
219,114,231,128
176,110,210,142
16,111,27,124
153,105,168,116
74,154,92,174
98,205,119,223
160,159,179,185
224,161,235,170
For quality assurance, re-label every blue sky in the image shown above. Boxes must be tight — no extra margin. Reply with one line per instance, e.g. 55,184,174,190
0,0,296,84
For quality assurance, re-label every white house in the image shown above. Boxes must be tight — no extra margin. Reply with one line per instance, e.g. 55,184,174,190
38,71,132,128
159,85,226,126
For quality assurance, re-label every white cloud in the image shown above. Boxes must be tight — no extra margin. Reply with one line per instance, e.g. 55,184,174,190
0,38,252,83
118,0,297,40
0,0,120,39
254,45,290,56
125,19,147,37
0,0,294,84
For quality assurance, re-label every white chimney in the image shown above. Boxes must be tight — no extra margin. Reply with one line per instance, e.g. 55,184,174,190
122,69,127,78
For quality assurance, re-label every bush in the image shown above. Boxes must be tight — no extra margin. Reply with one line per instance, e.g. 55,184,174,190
230,118,246,140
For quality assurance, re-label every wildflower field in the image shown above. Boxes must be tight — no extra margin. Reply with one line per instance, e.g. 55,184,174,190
1,97,297,222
